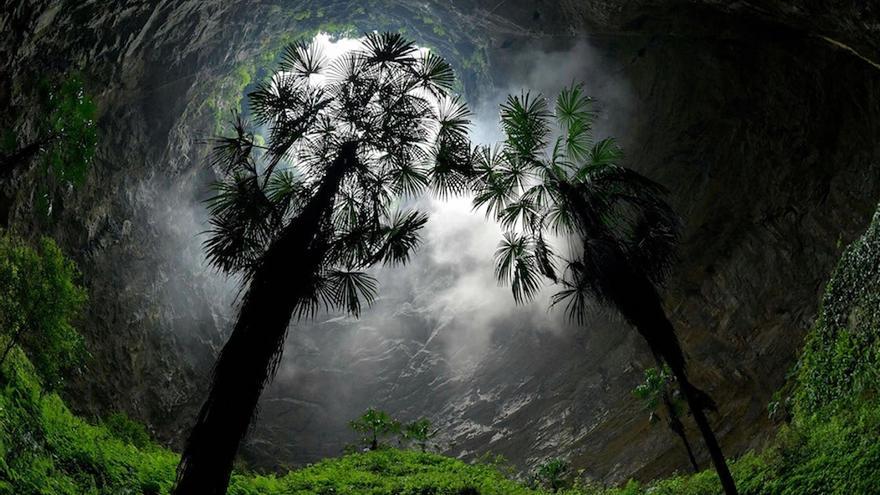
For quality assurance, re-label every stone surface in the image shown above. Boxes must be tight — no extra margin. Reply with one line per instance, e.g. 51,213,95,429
1,0,879,483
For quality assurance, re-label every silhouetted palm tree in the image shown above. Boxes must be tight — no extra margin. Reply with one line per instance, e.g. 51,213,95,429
473,84,737,494
173,33,472,495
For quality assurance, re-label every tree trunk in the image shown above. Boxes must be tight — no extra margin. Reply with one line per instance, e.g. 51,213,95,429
172,145,356,495
628,293,737,494
665,394,701,473
671,367,737,493
0,324,28,368
596,241,738,494
650,353,700,473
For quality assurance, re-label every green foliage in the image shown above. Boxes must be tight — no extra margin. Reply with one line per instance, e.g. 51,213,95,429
633,366,683,424
103,412,152,450
33,74,98,216
0,353,545,495
0,348,178,495
0,234,86,390
574,205,880,494
36,74,97,188
633,366,668,412
533,458,569,492
402,418,438,452
349,408,401,450
795,206,880,415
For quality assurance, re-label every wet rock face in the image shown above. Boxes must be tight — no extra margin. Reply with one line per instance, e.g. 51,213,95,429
2,0,879,482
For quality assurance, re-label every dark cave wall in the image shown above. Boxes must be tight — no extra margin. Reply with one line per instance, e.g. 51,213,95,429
2,0,879,483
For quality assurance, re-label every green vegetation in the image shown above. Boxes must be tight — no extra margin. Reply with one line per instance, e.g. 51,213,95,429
36,74,97,191
633,367,699,472
532,459,570,492
349,409,401,451
401,418,439,452
0,234,86,390
576,204,880,494
0,73,97,217
347,409,438,452
3,202,880,493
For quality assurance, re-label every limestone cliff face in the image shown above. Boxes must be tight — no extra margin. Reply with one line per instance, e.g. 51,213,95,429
1,0,879,482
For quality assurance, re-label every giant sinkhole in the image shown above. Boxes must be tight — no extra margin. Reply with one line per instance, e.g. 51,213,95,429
2,0,880,482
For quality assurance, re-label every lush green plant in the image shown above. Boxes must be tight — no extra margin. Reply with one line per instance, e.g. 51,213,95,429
0,234,87,390
533,458,569,492
0,74,97,217
0,349,548,495
349,408,401,451
103,412,152,449
401,417,438,452
633,366,699,472
795,206,880,416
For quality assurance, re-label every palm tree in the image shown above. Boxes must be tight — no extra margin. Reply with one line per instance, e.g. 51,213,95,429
172,33,473,495
633,365,700,473
473,84,738,494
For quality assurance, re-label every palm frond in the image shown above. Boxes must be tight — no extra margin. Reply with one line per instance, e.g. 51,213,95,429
473,172,514,219
325,270,378,317
388,158,429,197
428,134,473,197
435,95,472,141
555,84,595,131
411,51,455,96
362,32,417,67
588,137,623,167
279,39,326,79
209,113,257,175
499,198,538,231
500,91,551,162
550,261,594,325
370,210,428,266
494,232,542,304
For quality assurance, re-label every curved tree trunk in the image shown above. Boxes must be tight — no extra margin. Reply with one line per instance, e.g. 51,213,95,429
172,147,355,495
664,391,701,473
594,240,738,495
621,286,737,494
650,354,700,473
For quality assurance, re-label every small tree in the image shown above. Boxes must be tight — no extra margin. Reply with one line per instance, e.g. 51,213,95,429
0,234,87,389
0,74,97,216
401,418,438,452
634,366,700,472
533,458,569,492
349,408,400,450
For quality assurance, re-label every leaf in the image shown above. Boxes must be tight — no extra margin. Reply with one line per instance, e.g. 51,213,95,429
494,233,542,304
435,95,472,140
500,91,551,162
362,32,418,67
372,210,428,266
325,270,378,317
279,39,327,79
412,51,455,96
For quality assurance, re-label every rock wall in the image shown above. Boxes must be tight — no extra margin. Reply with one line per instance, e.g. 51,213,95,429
1,0,879,482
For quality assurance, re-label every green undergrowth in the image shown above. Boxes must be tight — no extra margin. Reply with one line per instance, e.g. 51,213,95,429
0,346,540,494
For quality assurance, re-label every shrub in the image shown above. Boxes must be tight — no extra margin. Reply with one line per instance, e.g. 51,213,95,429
0,233,87,390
